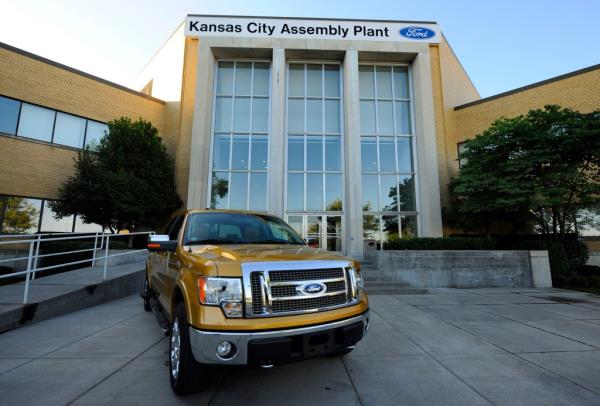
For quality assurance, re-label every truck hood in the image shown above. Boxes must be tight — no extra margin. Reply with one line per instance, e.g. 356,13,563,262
186,244,353,276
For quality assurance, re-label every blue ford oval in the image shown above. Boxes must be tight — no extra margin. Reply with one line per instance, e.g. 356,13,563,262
399,26,436,40
301,282,326,295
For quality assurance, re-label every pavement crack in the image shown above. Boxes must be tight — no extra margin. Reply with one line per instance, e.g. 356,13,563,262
340,356,364,406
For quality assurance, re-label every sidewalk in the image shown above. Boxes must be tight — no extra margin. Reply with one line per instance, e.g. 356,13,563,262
0,261,145,332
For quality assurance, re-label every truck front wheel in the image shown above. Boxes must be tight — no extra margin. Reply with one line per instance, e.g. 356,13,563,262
169,302,200,395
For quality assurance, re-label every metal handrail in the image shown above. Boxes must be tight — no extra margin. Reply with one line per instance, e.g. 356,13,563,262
0,231,154,304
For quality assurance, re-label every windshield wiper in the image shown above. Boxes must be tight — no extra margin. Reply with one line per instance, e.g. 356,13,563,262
253,239,303,245
186,239,249,245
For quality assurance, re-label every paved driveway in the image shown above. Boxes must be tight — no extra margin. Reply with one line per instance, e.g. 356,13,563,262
1,288,600,405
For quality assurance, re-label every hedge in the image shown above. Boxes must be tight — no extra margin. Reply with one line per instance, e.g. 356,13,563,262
383,237,497,250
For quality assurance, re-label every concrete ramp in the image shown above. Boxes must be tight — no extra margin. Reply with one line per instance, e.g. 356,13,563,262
0,262,145,333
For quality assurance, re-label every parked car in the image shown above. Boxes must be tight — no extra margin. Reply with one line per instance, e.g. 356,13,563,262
142,209,369,395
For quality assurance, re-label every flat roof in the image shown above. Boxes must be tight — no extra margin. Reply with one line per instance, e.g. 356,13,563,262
186,14,438,25
454,63,600,111
0,42,165,104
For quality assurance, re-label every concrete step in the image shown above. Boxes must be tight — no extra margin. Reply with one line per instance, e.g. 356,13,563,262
365,281,410,288
366,287,428,295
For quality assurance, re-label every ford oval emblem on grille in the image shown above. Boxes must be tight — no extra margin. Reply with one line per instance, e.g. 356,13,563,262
300,282,326,295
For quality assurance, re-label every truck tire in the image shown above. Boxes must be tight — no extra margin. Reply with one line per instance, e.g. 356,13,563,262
169,302,200,395
142,276,151,312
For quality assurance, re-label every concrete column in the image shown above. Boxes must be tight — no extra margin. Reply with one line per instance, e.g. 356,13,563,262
530,250,553,288
269,48,286,217
411,48,443,237
343,50,364,259
187,43,215,209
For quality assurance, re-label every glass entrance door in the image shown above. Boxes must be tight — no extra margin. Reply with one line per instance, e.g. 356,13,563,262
287,215,343,252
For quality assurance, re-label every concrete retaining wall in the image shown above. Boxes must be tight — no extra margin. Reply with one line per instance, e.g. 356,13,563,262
95,250,147,266
374,250,552,288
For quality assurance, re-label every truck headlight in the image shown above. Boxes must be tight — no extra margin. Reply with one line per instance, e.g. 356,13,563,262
351,268,365,293
198,277,243,318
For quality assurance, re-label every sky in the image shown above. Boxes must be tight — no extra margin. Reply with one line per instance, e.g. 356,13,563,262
1,0,599,98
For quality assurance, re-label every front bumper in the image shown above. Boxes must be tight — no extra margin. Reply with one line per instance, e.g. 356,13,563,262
189,310,369,365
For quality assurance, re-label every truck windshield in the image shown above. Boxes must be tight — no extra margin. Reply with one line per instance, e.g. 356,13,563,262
183,212,305,246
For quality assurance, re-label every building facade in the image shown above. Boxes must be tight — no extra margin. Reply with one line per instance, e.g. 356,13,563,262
1,15,599,258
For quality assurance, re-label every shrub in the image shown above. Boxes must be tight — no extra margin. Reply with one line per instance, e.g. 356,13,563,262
576,265,600,277
511,240,570,284
561,240,589,270
383,237,497,250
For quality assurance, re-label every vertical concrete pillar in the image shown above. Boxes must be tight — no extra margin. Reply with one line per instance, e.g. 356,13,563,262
343,50,364,259
187,43,215,209
411,48,443,237
269,48,286,217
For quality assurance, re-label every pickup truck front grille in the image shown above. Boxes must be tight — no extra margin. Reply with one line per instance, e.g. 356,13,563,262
242,261,358,318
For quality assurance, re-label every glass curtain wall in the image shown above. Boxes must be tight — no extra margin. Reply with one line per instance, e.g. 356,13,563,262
359,65,417,248
285,63,343,251
209,61,270,211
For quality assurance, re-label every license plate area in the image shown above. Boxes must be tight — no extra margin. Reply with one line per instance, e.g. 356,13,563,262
303,330,335,358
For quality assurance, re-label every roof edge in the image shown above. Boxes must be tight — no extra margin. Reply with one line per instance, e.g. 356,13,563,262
454,63,600,111
186,14,438,25
0,42,166,105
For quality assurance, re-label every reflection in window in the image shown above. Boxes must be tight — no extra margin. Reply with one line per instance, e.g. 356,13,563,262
17,103,55,142
360,64,417,243
209,61,270,211
0,196,42,234
85,121,108,150
40,200,74,232
53,112,86,148
0,96,20,135
457,141,469,169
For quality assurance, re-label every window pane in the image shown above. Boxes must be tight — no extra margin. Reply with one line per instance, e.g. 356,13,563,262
289,64,305,97
379,137,396,172
324,65,340,97
211,172,229,209
252,98,269,133
360,100,376,134
401,215,418,238
229,172,248,210
363,214,380,240
359,66,374,98
231,136,249,170
234,62,252,95
306,65,322,97
40,200,73,232
85,121,108,150
325,174,342,211
326,216,342,251
325,136,341,171
306,99,322,133
395,101,411,134
250,136,268,170
398,175,416,211
249,173,267,211
0,196,41,234
393,67,410,99
306,216,322,248
287,215,303,235
361,137,378,172
53,112,86,148
253,63,270,96
287,136,304,171
306,136,323,171
287,173,304,211
287,99,304,133
214,96,232,132
216,62,234,94
324,99,340,133
306,173,323,211
233,97,251,132
377,101,394,134
376,66,393,98
380,174,397,211
17,103,54,142
382,215,399,242
74,216,103,233
213,134,230,170
362,174,379,211
397,137,413,173
0,96,20,135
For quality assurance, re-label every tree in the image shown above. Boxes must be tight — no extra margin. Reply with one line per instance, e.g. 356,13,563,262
448,105,600,239
50,118,182,232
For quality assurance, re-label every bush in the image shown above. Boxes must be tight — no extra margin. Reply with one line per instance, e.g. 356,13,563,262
383,237,497,250
561,240,589,269
576,265,600,277
511,240,570,284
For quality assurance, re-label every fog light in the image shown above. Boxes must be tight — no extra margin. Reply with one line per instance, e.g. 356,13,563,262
365,317,370,332
217,341,235,358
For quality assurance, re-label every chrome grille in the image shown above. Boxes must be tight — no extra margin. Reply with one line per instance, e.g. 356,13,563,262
242,261,358,318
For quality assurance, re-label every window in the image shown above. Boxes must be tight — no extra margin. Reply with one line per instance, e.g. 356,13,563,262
85,121,108,150
457,141,469,168
0,196,42,234
17,103,55,142
209,61,270,211
40,200,74,232
0,96,20,135
53,112,86,148
360,65,417,244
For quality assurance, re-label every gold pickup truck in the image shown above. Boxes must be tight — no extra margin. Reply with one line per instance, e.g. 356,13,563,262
141,209,369,395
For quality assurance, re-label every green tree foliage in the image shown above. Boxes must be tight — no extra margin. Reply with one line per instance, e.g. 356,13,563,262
448,105,600,239
49,118,182,232
0,196,39,233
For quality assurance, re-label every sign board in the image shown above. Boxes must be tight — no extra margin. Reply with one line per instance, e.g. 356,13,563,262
184,15,440,43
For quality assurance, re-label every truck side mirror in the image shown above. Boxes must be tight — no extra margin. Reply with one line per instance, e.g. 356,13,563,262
148,235,177,252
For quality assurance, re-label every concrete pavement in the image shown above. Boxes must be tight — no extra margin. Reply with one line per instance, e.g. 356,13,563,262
1,288,600,405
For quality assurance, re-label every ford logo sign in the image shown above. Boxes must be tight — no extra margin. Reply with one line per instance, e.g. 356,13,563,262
300,282,326,295
399,26,436,40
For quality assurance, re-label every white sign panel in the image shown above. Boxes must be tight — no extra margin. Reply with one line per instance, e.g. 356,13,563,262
185,15,440,43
